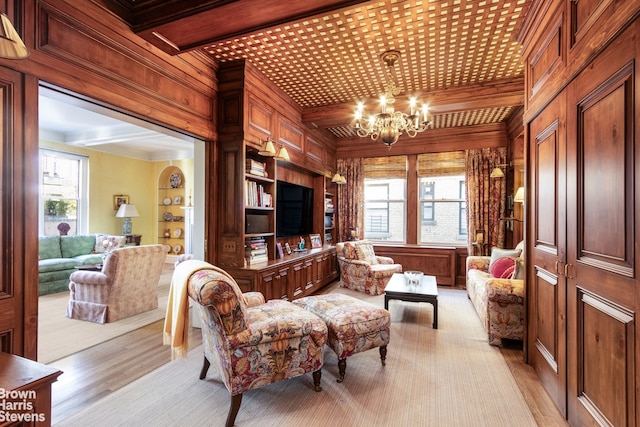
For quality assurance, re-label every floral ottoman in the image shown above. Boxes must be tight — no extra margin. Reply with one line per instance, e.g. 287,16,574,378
293,293,390,383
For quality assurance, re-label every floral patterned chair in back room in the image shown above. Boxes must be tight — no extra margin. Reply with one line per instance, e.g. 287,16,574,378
335,240,403,295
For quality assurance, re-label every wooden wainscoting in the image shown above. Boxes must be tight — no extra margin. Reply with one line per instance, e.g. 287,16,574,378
372,245,469,287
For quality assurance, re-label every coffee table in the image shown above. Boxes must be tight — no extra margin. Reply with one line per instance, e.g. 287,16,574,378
384,272,438,329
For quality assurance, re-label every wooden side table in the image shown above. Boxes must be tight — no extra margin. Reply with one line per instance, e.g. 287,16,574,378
0,352,62,427
124,234,142,246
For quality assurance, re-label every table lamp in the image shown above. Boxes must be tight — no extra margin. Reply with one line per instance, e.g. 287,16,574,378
115,204,139,235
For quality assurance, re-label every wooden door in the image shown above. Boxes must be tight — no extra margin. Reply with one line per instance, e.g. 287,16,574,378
565,27,637,427
0,67,38,358
527,91,567,417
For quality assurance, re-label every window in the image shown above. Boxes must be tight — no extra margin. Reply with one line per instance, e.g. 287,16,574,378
420,181,435,223
40,149,89,236
417,152,467,245
363,156,406,243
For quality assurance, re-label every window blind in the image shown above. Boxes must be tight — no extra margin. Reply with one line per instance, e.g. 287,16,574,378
363,156,407,179
417,151,465,176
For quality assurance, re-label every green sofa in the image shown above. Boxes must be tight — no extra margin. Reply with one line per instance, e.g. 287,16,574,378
38,234,125,295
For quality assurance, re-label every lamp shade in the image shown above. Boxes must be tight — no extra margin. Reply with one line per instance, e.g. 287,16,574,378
0,13,29,59
258,139,276,156
115,204,139,218
514,187,525,203
490,167,504,178
275,145,290,161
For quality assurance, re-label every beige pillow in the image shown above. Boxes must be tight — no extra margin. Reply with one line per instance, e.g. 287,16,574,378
355,241,378,264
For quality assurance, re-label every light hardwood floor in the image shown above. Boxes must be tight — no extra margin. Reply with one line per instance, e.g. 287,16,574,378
49,294,568,426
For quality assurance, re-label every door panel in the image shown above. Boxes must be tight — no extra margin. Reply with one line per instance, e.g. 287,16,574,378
528,92,567,417
566,35,637,426
0,67,37,358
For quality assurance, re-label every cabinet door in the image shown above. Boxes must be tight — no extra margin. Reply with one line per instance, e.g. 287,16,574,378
274,266,290,300
259,269,277,301
566,31,637,427
528,91,567,417
289,261,305,299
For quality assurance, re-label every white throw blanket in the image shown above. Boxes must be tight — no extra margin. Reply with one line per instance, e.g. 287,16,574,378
163,259,212,360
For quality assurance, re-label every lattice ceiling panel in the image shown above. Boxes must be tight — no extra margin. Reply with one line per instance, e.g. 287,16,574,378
203,0,529,133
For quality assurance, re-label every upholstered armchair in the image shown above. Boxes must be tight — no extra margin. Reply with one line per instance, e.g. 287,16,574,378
336,240,403,295
185,262,328,427
66,244,167,323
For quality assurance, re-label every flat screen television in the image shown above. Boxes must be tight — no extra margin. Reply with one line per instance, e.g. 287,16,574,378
276,181,314,238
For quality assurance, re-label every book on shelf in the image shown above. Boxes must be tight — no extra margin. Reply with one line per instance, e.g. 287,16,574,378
246,159,266,177
244,180,272,207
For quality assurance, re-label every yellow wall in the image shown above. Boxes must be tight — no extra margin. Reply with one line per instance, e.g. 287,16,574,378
40,141,194,244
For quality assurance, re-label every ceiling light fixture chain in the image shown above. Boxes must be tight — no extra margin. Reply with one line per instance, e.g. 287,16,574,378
353,50,432,149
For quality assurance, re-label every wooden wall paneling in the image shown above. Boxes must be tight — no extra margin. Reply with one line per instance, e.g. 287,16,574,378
246,93,274,143
277,115,304,162
455,248,468,287
528,91,567,417
528,9,565,103
305,133,325,168
373,245,456,286
217,142,245,268
0,67,27,356
23,0,217,141
566,28,637,424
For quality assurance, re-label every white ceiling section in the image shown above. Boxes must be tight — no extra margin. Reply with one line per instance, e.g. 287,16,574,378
38,85,196,161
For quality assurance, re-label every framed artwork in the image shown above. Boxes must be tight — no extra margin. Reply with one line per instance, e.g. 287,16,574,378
276,242,284,259
284,242,292,254
309,234,322,248
114,194,129,210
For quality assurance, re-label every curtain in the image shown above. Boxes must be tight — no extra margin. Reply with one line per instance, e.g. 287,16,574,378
465,148,507,254
336,158,363,242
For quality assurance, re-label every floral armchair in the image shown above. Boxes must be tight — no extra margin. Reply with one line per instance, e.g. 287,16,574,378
66,244,167,323
336,240,403,295
186,264,328,427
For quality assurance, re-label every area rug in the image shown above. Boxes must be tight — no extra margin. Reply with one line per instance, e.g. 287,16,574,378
55,287,537,427
38,270,172,364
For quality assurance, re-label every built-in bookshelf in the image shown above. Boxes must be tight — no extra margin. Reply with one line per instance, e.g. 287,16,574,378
324,191,335,245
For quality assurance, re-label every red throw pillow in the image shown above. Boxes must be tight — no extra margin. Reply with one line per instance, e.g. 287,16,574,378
489,257,516,279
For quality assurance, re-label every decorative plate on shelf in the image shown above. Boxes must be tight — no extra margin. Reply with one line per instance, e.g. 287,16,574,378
163,197,172,205
169,173,182,188
173,244,182,254
173,227,182,238
173,196,181,205
163,212,173,221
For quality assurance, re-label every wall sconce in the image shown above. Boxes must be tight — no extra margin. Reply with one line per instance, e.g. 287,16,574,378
514,186,525,203
275,144,290,161
0,13,29,59
490,162,513,178
258,138,290,161
331,172,347,184
258,139,276,156
490,167,505,178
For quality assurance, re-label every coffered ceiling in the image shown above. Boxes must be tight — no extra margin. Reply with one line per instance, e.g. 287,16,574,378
105,0,532,139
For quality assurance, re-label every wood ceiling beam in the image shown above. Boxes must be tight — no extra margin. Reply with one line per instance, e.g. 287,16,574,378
124,0,370,54
302,76,524,128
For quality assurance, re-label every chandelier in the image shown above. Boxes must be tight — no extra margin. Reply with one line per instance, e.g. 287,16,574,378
353,50,432,148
